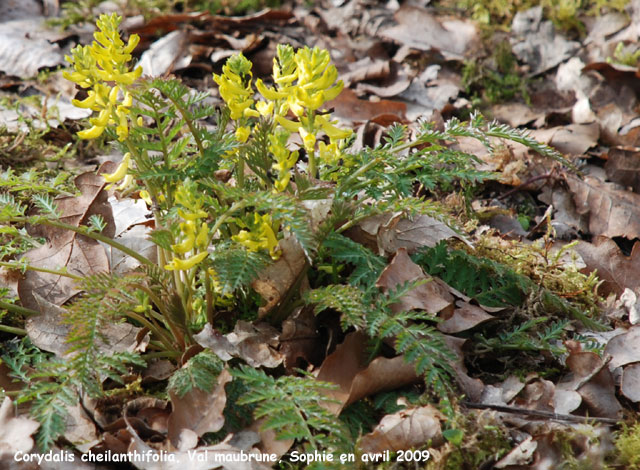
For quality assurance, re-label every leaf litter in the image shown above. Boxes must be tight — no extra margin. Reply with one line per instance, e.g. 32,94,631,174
7,0,640,468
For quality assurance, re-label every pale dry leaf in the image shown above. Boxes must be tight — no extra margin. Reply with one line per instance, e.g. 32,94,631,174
168,369,233,451
495,436,537,468
380,6,477,60
26,293,142,357
139,30,192,77
0,397,39,460
604,325,640,369
359,405,444,453
621,363,640,402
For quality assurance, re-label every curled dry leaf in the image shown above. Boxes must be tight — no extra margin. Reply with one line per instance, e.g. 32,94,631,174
603,325,640,369
566,174,640,240
494,436,537,469
315,332,419,415
252,236,307,317
575,236,640,296
376,248,453,315
621,363,640,402
437,301,494,334
0,397,39,460
18,170,115,312
195,322,283,368
126,422,272,470
563,351,622,420
168,369,232,451
138,30,192,77
359,405,444,454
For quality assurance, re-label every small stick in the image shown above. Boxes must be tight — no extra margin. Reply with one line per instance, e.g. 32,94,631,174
461,400,619,425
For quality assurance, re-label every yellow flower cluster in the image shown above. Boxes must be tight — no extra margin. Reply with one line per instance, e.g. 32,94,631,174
165,183,210,271
232,213,280,259
63,13,142,141
213,54,254,120
269,130,299,193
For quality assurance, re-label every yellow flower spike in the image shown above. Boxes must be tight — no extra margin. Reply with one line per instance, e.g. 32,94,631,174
103,152,131,183
235,126,251,143
164,252,208,271
196,222,209,249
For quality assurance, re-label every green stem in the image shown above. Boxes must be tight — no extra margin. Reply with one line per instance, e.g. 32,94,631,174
123,310,175,352
0,301,40,317
0,324,26,335
19,217,154,267
0,262,82,281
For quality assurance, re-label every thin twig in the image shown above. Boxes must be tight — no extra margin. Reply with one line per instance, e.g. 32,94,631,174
462,400,619,424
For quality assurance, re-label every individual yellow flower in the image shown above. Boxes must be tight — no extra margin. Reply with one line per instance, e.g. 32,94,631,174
235,126,251,143
232,213,280,259
64,13,141,141
164,252,209,271
315,114,352,140
103,152,132,183
299,127,316,154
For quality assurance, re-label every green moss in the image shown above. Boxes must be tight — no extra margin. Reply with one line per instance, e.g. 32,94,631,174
613,423,640,469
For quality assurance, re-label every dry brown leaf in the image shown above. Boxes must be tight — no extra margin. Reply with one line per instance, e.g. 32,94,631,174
529,123,599,155
380,6,477,60
18,170,115,311
604,148,640,192
0,397,39,460
168,369,232,451
603,326,640,369
515,379,556,412
566,174,640,239
376,248,453,315
138,30,192,77
127,423,272,470
621,363,640,402
495,436,537,468
563,351,622,419
437,301,494,334
510,6,579,75
359,405,444,454
326,87,406,124
195,322,283,368
376,213,470,256
279,306,323,372
315,332,419,415
252,236,306,317
26,293,142,357
575,236,640,296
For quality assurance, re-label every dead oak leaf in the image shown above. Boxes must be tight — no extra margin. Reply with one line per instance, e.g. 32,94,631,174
315,332,419,415
18,169,115,312
359,405,444,454
168,369,232,451
566,174,640,239
575,236,640,296
376,248,453,315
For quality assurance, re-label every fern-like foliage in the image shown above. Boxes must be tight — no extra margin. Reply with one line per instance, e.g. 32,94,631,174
209,243,271,294
232,366,350,452
168,350,224,397
321,233,386,287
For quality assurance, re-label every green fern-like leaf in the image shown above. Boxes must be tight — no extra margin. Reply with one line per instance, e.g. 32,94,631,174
168,350,224,397
209,244,271,294
304,285,368,330
321,233,386,287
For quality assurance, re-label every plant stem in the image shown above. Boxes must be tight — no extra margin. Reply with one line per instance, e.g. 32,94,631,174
0,301,40,317
0,262,82,280
0,324,26,335
17,217,154,267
